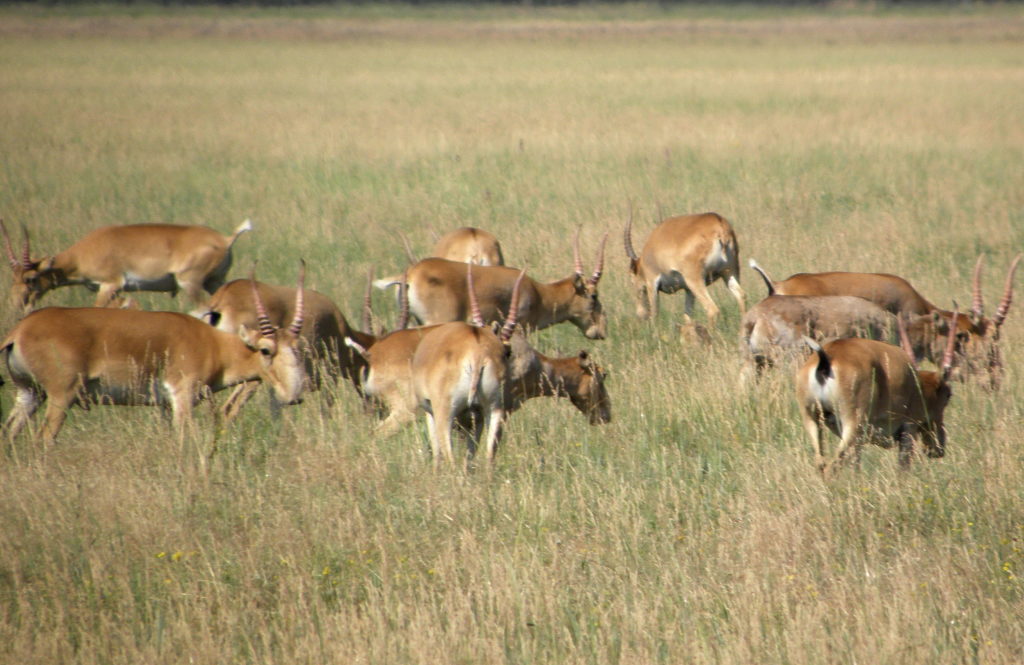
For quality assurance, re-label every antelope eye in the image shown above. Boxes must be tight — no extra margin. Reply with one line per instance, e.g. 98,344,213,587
259,347,272,356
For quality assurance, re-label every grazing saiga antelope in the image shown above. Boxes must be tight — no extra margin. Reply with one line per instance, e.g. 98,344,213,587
750,254,1020,387
411,265,527,466
354,264,609,436
200,270,377,413
903,254,1021,389
377,231,609,340
739,294,895,382
1,219,252,312
624,211,745,325
430,227,505,266
0,267,306,446
795,313,958,477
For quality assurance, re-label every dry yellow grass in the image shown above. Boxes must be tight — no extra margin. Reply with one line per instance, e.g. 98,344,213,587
1,5,1023,664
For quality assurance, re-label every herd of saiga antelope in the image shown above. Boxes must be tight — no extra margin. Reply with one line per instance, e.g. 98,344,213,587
0,214,1019,475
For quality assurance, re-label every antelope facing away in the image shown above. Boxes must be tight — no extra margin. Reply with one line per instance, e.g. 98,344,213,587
376,231,608,340
410,266,527,466
1,268,306,446
750,255,1020,387
430,227,505,266
624,211,745,325
2,219,252,312
795,314,957,477
351,326,611,437
199,271,378,417
354,261,609,436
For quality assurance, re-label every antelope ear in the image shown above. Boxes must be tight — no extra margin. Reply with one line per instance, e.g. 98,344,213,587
237,323,260,348
38,256,55,271
572,273,586,291
577,350,592,367
628,257,640,274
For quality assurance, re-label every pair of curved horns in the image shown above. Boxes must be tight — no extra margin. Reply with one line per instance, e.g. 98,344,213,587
972,254,1022,328
574,228,608,286
249,261,305,339
465,262,525,343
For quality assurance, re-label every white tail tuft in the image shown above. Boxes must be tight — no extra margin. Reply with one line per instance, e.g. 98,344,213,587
373,275,403,290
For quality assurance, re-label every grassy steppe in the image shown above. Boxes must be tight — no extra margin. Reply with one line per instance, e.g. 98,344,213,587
1,5,1023,664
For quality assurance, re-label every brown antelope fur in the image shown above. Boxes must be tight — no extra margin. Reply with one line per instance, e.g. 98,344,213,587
2,219,252,312
376,232,608,340
795,314,957,477
748,258,935,316
201,276,376,406
624,211,746,325
751,254,1020,387
0,268,306,446
430,227,505,266
353,265,610,439
410,266,527,467
740,294,894,382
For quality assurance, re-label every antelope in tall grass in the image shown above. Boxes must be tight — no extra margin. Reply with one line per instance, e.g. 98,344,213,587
2,219,252,312
740,294,895,382
430,227,505,266
411,264,526,466
751,255,1020,387
795,313,957,477
624,211,745,325
0,267,306,446
350,269,611,436
377,231,608,339
198,268,377,417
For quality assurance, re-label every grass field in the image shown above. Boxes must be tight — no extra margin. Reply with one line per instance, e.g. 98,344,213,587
1,4,1023,664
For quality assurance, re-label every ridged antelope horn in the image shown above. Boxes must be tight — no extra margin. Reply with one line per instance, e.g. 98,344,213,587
362,266,374,334
993,254,1021,329
623,204,638,262
500,269,527,343
941,305,959,379
466,262,484,328
0,219,19,269
395,269,410,331
288,260,306,336
896,315,916,366
971,255,984,319
249,267,275,339
573,227,584,277
19,223,31,269
588,232,609,286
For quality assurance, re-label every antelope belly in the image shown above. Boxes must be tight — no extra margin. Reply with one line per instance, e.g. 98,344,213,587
122,272,178,292
83,378,171,406
656,271,687,294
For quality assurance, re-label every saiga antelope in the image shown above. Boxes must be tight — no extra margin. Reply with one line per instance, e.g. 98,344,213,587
430,227,505,266
199,271,377,416
351,327,611,437
377,231,609,340
354,266,609,436
0,268,306,446
2,219,252,312
795,313,957,477
410,264,526,467
740,294,894,382
624,211,745,325
751,254,1020,387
